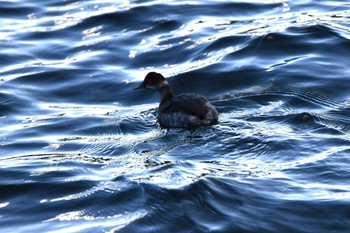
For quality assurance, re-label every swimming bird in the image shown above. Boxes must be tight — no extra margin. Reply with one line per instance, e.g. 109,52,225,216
134,72,218,130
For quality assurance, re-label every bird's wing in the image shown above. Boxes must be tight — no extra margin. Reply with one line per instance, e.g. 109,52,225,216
160,94,208,119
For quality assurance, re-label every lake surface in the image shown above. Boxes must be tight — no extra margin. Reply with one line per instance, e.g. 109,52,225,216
1,0,350,232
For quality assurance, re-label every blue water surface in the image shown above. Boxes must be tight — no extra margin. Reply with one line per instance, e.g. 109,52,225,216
1,0,350,232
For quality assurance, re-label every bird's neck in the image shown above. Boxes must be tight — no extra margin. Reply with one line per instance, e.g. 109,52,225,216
157,81,174,104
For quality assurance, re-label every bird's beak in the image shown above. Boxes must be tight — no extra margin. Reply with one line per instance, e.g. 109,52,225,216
134,82,145,90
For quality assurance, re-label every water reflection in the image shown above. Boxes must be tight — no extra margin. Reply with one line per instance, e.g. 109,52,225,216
1,0,350,232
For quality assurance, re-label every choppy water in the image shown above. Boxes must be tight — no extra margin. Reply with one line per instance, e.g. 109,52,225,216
1,0,350,232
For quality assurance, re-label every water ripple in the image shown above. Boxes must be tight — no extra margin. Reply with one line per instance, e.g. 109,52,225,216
1,0,350,232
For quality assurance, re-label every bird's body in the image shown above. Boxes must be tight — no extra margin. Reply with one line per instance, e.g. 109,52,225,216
158,93,218,129
134,72,218,130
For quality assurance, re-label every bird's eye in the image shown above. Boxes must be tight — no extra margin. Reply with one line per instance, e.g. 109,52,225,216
147,80,153,85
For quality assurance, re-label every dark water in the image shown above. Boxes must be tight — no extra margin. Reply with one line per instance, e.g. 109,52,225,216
1,0,350,232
